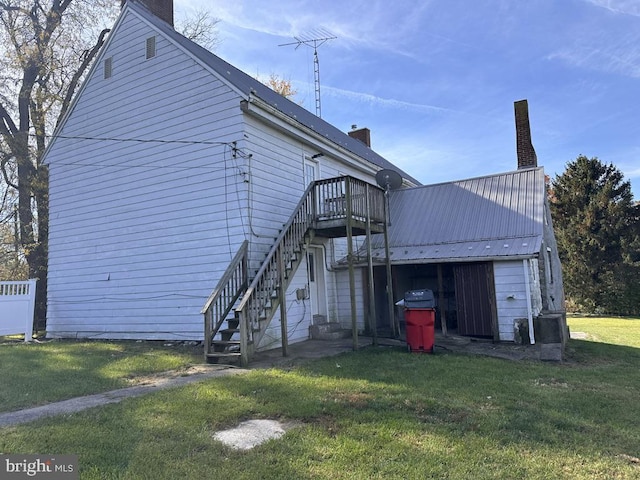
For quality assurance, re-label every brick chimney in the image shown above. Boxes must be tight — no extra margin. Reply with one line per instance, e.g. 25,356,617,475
514,99,537,169
122,0,174,27
348,126,371,148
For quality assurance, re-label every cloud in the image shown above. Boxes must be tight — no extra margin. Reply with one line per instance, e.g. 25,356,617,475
320,84,453,115
548,41,640,78
179,0,452,63
584,0,640,16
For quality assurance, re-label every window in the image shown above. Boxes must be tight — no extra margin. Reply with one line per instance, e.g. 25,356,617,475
304,157,319,187
307,252,315,282
104,57,112,79
146,36,156,59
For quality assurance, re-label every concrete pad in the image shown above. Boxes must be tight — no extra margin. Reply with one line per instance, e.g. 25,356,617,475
213,419,300,450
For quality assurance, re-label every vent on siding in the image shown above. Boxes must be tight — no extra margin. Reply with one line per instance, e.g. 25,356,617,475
104,57,112,79
146,36,156,59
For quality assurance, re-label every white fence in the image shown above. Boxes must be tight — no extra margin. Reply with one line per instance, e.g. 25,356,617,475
0,279,36,341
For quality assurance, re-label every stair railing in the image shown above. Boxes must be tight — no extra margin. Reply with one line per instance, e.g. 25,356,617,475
201,240,248,360
209,175,386,366
235,180,318,365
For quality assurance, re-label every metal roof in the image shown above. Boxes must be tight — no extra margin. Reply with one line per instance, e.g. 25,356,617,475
130,2,419,185
368,167,546,263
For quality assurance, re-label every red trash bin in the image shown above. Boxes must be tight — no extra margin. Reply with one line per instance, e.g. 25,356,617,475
404,308,435,353
403,289,436,353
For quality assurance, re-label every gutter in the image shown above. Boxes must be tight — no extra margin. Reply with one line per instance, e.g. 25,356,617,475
332,253,539,269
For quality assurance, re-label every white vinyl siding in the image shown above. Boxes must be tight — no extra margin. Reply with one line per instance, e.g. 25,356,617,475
46,12,246,340
46,8,386,344
493,260,531,341
335,268,366,331
258,256,312,350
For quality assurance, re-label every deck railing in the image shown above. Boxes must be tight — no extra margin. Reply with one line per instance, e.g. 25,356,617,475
205,176,386,365
314,176,386,224
234,180,316,365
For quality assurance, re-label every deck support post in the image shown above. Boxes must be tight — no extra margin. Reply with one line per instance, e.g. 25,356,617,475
240,311,249,367
278,250,289,357
365,184,377,345
437,264,447,336
345,179,358,350
383,192,397,337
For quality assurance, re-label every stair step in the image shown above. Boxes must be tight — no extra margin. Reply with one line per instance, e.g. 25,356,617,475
211,340,241,346
220,328,239,335
310,322,352,340
206,352,242,363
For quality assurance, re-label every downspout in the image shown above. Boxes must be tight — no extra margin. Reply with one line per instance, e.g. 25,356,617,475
522,259,536,344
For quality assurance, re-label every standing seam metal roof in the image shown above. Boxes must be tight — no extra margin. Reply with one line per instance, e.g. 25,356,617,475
368,167,546,262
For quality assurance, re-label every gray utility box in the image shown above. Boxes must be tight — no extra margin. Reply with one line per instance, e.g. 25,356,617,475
404,289,436,309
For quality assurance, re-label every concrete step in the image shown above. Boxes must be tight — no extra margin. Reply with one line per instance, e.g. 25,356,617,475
309,321,352,340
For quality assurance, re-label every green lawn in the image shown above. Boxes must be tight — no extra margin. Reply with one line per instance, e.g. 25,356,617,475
1,319,639,479
567,315,640,347
0,339,202,412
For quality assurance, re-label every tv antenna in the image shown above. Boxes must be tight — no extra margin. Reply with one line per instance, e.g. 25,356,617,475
279,29,336,118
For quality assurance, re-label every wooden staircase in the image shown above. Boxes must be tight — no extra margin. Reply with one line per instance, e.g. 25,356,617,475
202,176,387,366
201,240,248,364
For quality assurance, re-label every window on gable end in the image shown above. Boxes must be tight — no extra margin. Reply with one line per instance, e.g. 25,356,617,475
146,36,156,59
104,57,112,79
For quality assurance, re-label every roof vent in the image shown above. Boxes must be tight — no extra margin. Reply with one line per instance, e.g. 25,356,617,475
146,36,156,59
104,57,113,79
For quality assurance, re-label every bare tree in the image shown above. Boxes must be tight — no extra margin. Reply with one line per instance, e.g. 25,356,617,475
0,1,221,331
176,7,220,50
0,0,118,329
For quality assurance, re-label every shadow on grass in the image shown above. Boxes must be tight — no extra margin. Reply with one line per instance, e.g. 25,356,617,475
289,343,640,453
1,342,639,478
4,359,638,479
0,339,201,412
566,338,640,364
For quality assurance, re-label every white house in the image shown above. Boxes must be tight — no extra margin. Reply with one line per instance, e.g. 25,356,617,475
44,0,566,363
44,0,415,353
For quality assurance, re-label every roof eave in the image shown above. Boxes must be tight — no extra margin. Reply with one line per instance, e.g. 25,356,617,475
242,95,411,183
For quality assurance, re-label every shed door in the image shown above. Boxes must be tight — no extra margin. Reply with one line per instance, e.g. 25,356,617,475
453,263,497,338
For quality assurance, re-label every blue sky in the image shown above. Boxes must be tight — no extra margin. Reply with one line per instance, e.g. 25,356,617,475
175,0,640,197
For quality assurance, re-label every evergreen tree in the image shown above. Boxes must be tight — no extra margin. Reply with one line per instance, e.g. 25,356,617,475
550,155,640,314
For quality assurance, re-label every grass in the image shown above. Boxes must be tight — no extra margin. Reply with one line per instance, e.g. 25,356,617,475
567,315,640,347
1,318,639,479
0,339,201,412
